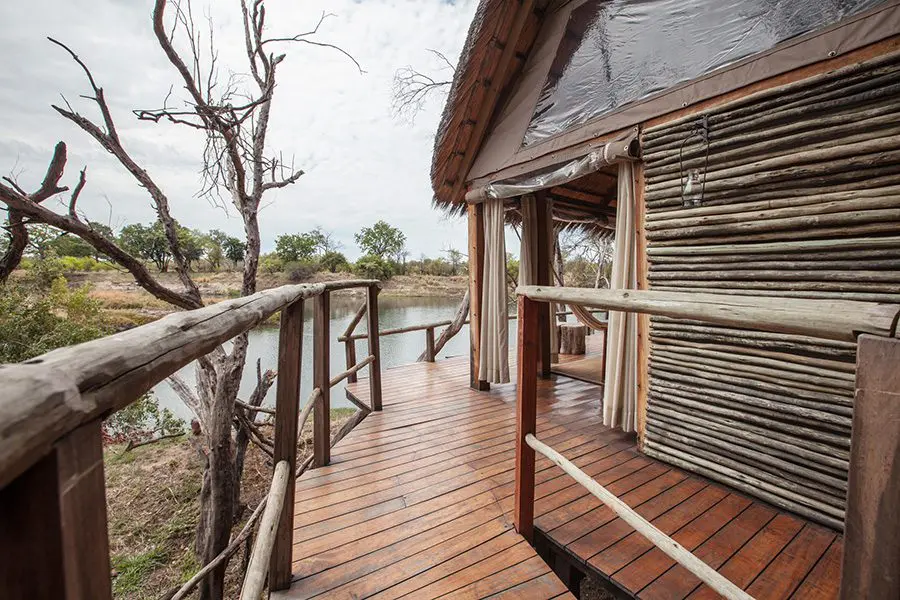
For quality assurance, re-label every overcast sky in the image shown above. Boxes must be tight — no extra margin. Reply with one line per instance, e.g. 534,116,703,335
0,0,480,261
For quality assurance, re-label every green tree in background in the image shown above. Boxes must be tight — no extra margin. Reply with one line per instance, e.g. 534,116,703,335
354,220,406,261
221,236,245,266
120,222,172,271
274,233,318,262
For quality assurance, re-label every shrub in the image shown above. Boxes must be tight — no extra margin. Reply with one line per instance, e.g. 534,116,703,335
354,254,394,280
0,277,107,362
284,260,319,282
56,256,116,272
103,391,185,446
320,251,350,273
259,253,284,274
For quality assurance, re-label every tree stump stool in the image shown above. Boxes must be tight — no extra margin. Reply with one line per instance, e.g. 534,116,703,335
559,322,586,355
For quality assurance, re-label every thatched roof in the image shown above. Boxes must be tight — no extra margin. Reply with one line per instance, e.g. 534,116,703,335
430,0,548,214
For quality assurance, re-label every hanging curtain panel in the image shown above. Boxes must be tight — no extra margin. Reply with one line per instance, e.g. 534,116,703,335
603,162,639,432
519,195,559,356
640,54,900,530
479,198,510,384
519,195,538,287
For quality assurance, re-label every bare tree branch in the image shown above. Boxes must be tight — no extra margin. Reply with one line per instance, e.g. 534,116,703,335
392,49,455,122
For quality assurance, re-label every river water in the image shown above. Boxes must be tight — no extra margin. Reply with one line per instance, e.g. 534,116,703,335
154,295,508,421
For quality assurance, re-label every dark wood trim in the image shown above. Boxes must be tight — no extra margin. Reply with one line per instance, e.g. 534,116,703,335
314,292,331,467
840,334,900,600
366,284,383,411
270,298,304,590
514,295,540,542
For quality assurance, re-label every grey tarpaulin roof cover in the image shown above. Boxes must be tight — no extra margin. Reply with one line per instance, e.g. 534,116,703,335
523,0,883,146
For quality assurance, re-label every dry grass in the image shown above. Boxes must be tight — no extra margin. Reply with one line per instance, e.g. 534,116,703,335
105,408,356,599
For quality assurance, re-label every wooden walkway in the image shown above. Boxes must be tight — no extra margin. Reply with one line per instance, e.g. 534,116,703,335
280,345,843,599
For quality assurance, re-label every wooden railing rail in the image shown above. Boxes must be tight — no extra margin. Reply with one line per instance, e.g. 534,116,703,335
0,279,383,599
514,286,900,600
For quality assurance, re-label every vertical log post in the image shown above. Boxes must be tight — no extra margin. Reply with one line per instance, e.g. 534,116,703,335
366,284,383,411
0,420,114,600
425,327,436,362
514,295,540,543
341,301,366,385
269,298,303,590
467,202,489,391
313,292,331,467
634,161,651,445
840,334,900,600
535,193,552,379
344,340,357,384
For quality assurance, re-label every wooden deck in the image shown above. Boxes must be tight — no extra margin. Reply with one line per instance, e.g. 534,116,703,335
281,343,843,599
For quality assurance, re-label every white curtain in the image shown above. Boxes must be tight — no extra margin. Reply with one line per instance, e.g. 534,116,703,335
518,195,538,286
602,162,639,432
519,195,558,356
479,198,510,383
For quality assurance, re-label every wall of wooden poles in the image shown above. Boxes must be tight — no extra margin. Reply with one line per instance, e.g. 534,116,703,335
639,51,900,530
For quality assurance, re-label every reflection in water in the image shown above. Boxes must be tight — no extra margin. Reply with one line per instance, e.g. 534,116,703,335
154,295,517,420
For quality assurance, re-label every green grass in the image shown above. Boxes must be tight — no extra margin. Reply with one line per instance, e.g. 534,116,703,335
112,548,169,594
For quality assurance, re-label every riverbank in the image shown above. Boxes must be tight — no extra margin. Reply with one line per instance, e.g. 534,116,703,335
106,408,356,599
65,270,467,327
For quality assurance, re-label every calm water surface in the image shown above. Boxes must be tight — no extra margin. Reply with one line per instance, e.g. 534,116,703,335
154,295,517,420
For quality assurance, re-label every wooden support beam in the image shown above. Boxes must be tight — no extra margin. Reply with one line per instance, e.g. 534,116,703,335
344,340,358,384
0,420,113,600
840,334,900,600
514,295,540,542
468,202,489,390
313,292,331,467
535,193,552,378
425,327,436,362
366,284,383,411
270,299,303,590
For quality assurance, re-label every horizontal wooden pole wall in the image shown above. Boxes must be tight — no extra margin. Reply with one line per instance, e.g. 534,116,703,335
639,53,900,529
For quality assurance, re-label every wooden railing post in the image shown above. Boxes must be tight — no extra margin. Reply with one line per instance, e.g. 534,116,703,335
269,299,304,590
344,340,358,383
314,291,331,467
424,327,436,362
0,419,113,600
367,284,383,411
514,295,540,543
840,334,900,600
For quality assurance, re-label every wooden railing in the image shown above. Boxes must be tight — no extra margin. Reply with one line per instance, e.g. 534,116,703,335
336,295,605,381
514,285,900,600
0,279,383,599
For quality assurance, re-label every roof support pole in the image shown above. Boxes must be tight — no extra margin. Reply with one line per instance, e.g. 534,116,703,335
467,202,489,390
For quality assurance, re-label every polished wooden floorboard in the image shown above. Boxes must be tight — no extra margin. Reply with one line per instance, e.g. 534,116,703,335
282,337,841,599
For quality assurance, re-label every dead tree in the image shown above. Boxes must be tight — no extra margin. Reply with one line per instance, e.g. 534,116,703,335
0,3,357,598
391,49,454,122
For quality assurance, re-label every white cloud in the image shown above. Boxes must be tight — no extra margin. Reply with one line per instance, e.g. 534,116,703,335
0,0,478,260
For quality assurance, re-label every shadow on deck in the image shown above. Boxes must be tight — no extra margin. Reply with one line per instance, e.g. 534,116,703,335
280,341,842,599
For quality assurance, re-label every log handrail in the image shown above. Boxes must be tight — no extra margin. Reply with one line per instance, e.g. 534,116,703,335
240,460,290,600
526,433,755,600
518,285,900,342
0,279,384,599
